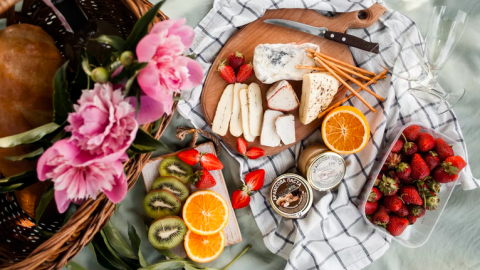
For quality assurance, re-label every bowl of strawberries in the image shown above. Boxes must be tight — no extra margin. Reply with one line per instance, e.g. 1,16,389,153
361,122,467,248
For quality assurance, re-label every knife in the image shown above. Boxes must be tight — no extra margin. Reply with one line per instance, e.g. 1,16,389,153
264,19,379,54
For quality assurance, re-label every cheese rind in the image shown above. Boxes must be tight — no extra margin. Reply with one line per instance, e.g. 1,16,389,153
247,83,263,137
239,89,255,142
266,80,299,112
230,83,248,137
299,72,339,125
260,110,284,147
212,84,234,136
275,114,295,145
253,43,320,84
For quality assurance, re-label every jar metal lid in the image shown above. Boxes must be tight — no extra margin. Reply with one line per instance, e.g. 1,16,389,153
269,173,313,219
306,152,346,191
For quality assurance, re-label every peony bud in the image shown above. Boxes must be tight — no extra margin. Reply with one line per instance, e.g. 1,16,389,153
120,51,134,67
91,67,109,83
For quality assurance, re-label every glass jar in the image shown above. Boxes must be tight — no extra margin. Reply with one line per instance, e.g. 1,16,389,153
269,173,313,219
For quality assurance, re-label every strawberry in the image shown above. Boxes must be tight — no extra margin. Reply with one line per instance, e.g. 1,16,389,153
416,132,435,152
435,138,454,161
403,125,420,141
177,149,200,166
394,203,409,217
408,205,426,217
425,191,439,210
228,51,245,69
193,170,217,189
402,141,418,156
374,173,384,186
382,153,402,171
365,201,378,215
423,151,440,170
401,176,414,184
368,187,382,202
432,162,459,183
373,205,390,226
410,153,430,180
386,215,409,236
232,190,250,209
236,63,253,83
383,195,403,212
378,175,399,196
200,153,224,170
406,214,417,225
395,162,411,180
445,156,466,171
399,185,423,205
387,171,401,184
246,147,264,159
415,178,430,195
426,178,441,193
218,59,235,83
245,169,265,191
237,138,248,155
391,139,404,153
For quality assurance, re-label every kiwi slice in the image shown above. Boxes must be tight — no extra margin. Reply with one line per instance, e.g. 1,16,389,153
159,156,193,184
152,177,190,202
143,190,182,218
148,216,187,250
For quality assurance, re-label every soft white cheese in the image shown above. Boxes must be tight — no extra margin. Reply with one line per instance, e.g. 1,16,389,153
247,83,263,137
230,83,248,137
299,72,339,125
260,110,284,147
275,114,296,145
266,80,299,112
212,84,234,136
239,88,256,142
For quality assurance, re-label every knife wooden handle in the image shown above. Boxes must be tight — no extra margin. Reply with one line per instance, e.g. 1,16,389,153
324,31,379,54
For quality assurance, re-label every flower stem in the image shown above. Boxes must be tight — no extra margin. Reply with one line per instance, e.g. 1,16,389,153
221,245,251,270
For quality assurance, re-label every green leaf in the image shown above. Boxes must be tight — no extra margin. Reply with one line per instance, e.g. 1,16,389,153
5,147,44,161
124,70,141,97
0,170,36,185
138,259,189,270
127,223,141,256
186,53,196,59
66,261,87,270
35,185,54,222
135,85,141,117
157,249,182,260
0,170,38,192
0,183,24,193
53,61,73,124
95,35,126,51
0,122,60,148
139,247,149,267
103,222,137,260
125,1,165,50
114,202,121,217
93,231,131,270
130,129,172,154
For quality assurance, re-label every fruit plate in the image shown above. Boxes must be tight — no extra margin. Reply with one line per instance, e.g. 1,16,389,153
142,142,242,256
201,4,386,157
360,122,466,248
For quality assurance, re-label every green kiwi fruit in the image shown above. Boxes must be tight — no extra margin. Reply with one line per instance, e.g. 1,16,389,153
148,216,187,250
143,190,182,218
159,156,193,184
151,177,190,202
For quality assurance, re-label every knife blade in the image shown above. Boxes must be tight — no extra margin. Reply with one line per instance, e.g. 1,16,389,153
264,19,379,54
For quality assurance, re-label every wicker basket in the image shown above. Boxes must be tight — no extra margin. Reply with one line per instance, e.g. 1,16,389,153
0,1,173,269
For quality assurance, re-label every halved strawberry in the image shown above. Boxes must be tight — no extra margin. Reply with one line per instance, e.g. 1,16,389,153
218,59,235,83
200,153,224,170
232,190,250,209
177,149,200,166
237,138,248,155
236,63,253,83
245,169,265,191
246,147,264,159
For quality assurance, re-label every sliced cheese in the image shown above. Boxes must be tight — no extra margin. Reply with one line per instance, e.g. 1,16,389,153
230,83,248,137
212,84,234,136
275,114,295,145
260,110,284,147
247,83,263,137
239,89,255,142
266,80,299,112
299,72,340,125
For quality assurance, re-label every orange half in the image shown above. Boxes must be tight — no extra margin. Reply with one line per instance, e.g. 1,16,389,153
182,190,229,235
184,230,225,263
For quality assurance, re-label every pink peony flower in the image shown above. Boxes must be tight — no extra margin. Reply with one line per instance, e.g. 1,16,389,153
37,140,128,213
65,83,138,166
136,18,203,116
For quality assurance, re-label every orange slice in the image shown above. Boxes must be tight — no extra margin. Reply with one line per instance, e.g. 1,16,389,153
321,106,370,154
184,230,225,263
182,190,229,235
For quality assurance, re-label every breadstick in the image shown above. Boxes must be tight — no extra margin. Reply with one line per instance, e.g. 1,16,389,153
306,48,376,76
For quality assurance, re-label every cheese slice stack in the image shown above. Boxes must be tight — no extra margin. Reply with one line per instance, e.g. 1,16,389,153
299,72,340,125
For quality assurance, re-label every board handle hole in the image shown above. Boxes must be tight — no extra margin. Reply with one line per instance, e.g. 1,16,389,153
357,10,368,20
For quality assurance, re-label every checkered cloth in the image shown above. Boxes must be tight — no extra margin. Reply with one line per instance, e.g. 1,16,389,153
177,0,479,269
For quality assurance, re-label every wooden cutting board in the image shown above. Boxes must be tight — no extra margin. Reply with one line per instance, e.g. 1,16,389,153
201,4,386,156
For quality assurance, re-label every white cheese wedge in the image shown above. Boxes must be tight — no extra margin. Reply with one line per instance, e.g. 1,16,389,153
247,83,263,137
299,72,340,125
239,89,256,142
260,110,284,147
275,114,296,145
230,83,248,137
212,84,234,136
253,43,320,84
266,80,299,112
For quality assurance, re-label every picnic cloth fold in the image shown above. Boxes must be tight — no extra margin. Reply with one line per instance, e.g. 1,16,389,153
177,0,480,269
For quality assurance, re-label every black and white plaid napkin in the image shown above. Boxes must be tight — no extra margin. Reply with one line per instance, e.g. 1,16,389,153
177,0,479,269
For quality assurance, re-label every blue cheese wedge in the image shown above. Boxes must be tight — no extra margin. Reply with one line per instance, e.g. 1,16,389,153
253,43,320,84
299,72,339,125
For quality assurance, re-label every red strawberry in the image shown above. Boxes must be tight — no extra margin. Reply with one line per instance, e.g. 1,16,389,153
432,162,459,183
425,191,439,210
365,201,378,215
177,149,200,166
236,63,253,83
399,185,423,205
245,169,265,191
415,178,430,195
387,171,401,184
382,153,402,171
408,205,426,218
393,203,409,217
232,190,250,209
391,139,404,153
416,132,435,152
383,195,403,212
401,175,414,184
374,173,384,187
445,156,466,171
228,51,245,69
435,138,454,161
218,59,235,83
368,187,382,202
402,141,418,156
386,215,409,236
395,162,411,180
406,215,417,225
378,175,399,196
403,125,420,141
193,170,217,189
246,147,264,159
373,205,390,226
423,151,440,170
237,138,248,155
411,153,430,180
426,178,441,193
200,153,224,170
